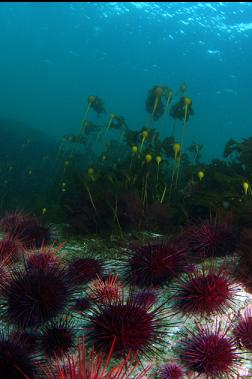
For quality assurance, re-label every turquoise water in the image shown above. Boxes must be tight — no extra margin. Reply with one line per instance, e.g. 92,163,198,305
0,2,252,162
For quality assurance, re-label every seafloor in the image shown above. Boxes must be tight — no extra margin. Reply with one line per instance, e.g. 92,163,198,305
56,226,252,378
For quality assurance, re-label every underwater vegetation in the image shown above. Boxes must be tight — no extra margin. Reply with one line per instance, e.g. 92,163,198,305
2,83,252,238
31,82,249,240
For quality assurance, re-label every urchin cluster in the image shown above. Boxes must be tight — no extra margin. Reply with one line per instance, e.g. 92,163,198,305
172,263,240,317
86,294,170,358
125,242,187,287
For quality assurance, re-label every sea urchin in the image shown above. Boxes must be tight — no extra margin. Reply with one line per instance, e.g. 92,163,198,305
187,216,237,259
86,294,169,358
158,363,184,379
40,319,75,358
68,257,103,285
0,258,76,328
125,242,186,287
0,333,36,379
172,263,240,317
180,323,241,378
88,275,123,304
233,310,252,351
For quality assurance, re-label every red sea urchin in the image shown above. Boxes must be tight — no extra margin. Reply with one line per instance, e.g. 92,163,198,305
40,319,75,358
72,297,91,313
27,252,58,270
26,243,62,270
132,289,158,309
158,364,184,379
0,257,76,328
86,294,169,358
68,257,103,285
172,263,240,318
0,238,23,263
0,210,27,234
234,229,252,293
12,221,51,249
1,211,51,249
233,310,252,351
179,323,241,378
186,216,237,259
11,330,39,354
126,242,187,287
0,333,37,379
44,336,153,379
88,275,123,304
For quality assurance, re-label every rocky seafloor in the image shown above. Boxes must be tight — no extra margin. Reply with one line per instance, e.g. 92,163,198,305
57,226,252,378
1,221,252,378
